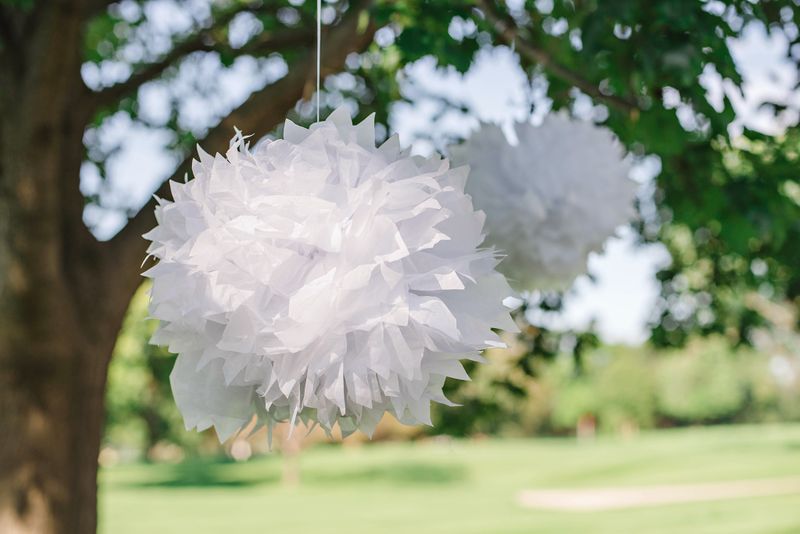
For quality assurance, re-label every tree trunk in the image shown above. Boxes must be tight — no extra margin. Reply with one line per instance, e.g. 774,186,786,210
0,107,127,534
0,103,132,533
0,325,115,534
0,3,128,530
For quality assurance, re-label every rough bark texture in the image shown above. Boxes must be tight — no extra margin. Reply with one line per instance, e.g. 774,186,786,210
0,1,376,533
0,2,109,533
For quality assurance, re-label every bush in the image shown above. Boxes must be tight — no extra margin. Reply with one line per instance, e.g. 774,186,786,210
549,348,656,434
463,336,800,437
740,353,800,423
432,334,547,436
654,338,748,424
594,350,657,432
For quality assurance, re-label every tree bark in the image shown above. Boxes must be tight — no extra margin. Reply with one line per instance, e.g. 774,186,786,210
0,3,122,532
0,89,127,532
0,320,117,534
0,120,112,532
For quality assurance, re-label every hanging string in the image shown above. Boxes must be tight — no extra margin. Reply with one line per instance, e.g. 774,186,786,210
316,0,321,122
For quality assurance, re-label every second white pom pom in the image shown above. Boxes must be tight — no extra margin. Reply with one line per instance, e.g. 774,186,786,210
450,115,636,292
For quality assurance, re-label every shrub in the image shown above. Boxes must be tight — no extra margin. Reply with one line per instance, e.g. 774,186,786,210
655,338,748,424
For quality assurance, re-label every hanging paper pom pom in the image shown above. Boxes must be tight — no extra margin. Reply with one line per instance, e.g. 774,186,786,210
450,115,636,292
143,108,517,441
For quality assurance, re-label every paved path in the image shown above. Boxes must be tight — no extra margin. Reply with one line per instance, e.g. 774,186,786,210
517,477,800,511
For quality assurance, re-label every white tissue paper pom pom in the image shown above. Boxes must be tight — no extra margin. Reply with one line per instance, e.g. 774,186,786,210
143,107,517,441
450,114,636,292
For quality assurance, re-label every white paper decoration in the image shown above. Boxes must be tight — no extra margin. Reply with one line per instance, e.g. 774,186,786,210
143,108,517,441
450,115,636,291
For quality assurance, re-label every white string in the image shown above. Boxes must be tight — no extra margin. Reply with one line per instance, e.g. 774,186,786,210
316,0,321,122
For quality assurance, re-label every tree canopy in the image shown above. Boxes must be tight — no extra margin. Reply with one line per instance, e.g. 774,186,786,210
60,0,800,343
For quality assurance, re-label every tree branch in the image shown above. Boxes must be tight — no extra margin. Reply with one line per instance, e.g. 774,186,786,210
476,0,638,114
89,36,215,112
89,6,313,113
102,0,377,295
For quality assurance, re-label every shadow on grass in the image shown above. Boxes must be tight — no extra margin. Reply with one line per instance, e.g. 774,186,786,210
130,472,274,489
122,461,466,489
305,462,467,486
120,460,280,489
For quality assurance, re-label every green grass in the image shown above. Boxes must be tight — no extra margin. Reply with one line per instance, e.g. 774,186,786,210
100,424,800,534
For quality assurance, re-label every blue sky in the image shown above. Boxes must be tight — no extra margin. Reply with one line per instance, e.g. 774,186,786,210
84,16,794,345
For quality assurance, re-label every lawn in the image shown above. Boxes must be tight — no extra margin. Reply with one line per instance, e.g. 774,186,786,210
100,424,800,534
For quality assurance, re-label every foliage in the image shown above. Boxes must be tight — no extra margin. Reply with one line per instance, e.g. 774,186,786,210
432,301,600,436
652,131,800,346
551,348,657,433
655,338,749,423
436,335,800,438
71,0,800,346
497,0,800,343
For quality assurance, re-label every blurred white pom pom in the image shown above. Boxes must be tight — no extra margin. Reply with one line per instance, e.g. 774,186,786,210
144,107,517,441
450,115,636,291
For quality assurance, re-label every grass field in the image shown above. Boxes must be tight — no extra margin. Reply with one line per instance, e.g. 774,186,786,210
100,424,800,534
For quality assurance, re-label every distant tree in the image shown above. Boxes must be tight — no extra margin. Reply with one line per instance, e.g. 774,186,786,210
1,1,798,533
